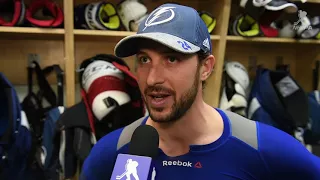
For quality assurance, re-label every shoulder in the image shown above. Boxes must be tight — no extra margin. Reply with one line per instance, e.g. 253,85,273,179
257,122,320,179
222,110,320,179
222,110,259,150
81,116,148,180
222,109,308,152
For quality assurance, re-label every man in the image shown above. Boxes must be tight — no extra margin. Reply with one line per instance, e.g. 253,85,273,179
81,3,320,180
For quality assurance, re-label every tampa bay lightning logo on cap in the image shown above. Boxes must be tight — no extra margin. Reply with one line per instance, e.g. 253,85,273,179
143,6,176,31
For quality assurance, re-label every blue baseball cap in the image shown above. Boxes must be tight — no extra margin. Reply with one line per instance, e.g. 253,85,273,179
114,3,212,58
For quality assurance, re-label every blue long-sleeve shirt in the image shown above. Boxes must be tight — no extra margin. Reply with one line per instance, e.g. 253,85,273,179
81,109,320,180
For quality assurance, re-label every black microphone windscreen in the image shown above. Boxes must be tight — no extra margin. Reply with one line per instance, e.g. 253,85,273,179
128,125,159,158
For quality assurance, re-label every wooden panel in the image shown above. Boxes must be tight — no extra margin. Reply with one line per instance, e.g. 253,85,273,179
203,0,232,107
0,39,65,85
295,45,320,92
74,0,207,9
0,27,65,41
0,0,66,85
225,42,319,93
225,42,298,82
74,29,220,42
64,0,76,107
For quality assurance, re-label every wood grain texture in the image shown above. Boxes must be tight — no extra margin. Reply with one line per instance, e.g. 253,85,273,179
202,0,232,107
0,39,64,85
64,0,76,107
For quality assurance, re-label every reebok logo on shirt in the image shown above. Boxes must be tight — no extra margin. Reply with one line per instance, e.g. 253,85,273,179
162,160,192,167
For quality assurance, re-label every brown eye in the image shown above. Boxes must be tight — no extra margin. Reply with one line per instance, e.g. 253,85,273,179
139,56,150,64
167,56,178,63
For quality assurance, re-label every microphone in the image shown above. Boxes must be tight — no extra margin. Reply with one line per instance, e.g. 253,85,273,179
110,125,159,180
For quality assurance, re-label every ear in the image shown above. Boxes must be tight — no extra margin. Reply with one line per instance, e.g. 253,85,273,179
200,55,215,81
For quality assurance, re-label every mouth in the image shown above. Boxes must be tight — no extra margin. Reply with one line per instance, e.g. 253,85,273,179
149,93,170,99
147,92,172,107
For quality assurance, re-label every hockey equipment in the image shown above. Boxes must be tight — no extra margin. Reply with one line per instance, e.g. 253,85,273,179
199,11,216,34
57,54,145,178
263,0,297,13
219,61,249,117
294,11,320,39
231,13,279,37
26,0,64,27
117,0,148,32
22,61,62,148
0,73,32,179
37,65,64,179
247,67,309,137
0,0,26,26
276,20,296,38
21,61,64,179
78,54,145,138
38,106,65,179
232,14,261,37
81,60,131,121
74,1,120,30
312,16,320,39
310,16,320,39
239,0,297,21
260,22,279,37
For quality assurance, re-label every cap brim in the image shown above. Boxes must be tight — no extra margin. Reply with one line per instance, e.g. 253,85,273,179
265,1,298,13
114,32,201,58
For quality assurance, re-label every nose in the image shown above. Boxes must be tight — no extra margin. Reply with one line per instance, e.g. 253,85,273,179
146,64,165,86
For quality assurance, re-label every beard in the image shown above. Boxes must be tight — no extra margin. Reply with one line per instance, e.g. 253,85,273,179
143,68,200,124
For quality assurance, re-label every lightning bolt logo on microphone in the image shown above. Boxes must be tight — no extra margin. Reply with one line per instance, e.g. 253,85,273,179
143,6,176,31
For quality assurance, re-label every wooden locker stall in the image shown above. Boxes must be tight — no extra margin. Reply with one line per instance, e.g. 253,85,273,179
0,0,73,106
225,0,320,94
71,0,228,107
224,0,320,157
0,0,320,179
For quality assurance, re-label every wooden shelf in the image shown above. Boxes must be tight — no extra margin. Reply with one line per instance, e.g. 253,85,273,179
0,26,65,40
74,29,134,37
211,35,220,40
74,29,220,40
227,36,320,44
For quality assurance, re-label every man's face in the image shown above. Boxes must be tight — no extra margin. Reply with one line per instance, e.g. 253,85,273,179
135,40,202,123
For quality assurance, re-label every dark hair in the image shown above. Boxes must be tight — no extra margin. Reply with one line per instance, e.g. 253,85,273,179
196,50,211,89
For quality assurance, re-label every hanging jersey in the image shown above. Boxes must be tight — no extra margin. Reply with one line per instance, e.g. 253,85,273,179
81,108,320,180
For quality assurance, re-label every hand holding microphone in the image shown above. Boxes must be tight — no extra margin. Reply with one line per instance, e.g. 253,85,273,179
111,125,159,180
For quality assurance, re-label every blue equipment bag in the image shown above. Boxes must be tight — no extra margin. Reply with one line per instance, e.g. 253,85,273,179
0,72,32,179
